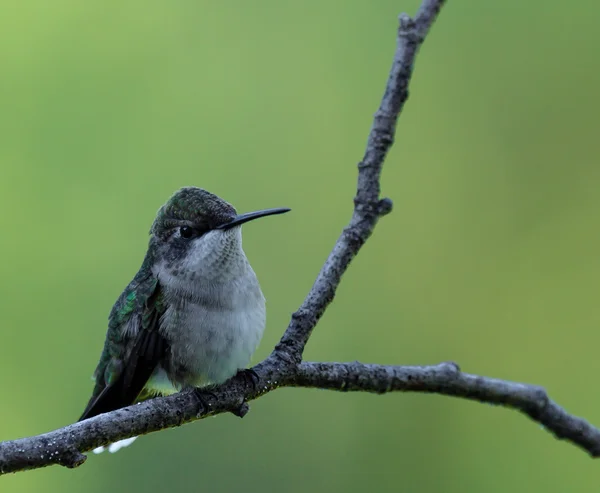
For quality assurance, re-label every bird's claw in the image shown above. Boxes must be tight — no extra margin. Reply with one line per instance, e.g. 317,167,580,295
236,368,260,390
192,387,217,417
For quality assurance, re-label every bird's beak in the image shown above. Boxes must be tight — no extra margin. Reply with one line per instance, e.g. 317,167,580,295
216,208,291,230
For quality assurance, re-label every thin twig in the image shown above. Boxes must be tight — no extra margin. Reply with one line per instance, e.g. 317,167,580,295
275,0,445,363
294,361,600,456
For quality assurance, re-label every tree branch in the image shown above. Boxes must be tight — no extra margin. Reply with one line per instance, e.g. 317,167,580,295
2,359,600,474
2,0,598,476
294,361,600,456
275,2,443,364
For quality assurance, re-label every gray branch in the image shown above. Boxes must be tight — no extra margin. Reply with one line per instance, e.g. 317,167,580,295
2,359,600,474
2,0,598,476
276,1,443,363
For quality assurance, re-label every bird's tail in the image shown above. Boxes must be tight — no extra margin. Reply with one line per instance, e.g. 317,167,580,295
92,437,138,454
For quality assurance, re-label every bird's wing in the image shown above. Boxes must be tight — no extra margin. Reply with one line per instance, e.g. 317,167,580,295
79,267,168,421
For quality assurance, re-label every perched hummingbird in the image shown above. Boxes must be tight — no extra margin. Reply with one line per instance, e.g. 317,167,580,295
79,187,289,452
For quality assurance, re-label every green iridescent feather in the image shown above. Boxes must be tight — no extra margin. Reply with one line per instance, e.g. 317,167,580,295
80,248,166,419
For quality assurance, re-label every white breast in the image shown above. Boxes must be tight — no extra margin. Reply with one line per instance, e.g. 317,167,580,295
149,227,267,392
163,276,265,386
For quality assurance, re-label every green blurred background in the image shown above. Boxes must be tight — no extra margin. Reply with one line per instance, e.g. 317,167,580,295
1,0,599,491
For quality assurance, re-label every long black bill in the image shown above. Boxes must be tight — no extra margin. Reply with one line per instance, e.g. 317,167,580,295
216,207,291,230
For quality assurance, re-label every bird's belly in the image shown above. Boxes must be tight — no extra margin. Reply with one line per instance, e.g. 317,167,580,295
152,301,265,391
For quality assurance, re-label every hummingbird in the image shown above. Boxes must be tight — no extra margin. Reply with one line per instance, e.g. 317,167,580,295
79,186,290,452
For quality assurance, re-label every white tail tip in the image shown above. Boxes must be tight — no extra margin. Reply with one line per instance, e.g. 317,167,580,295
93,436,138,454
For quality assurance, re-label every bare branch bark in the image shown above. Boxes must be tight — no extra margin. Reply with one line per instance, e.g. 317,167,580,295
295,361,600,456
275,2,443,363
2,359,600,474
2,0,598,476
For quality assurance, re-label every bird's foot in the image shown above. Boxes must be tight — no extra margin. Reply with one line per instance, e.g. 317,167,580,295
227,369,258,419
191,387,217,417
236,368,260,390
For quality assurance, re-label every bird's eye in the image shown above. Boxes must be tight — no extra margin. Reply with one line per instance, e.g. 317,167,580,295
179,226,195,239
